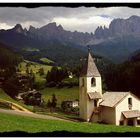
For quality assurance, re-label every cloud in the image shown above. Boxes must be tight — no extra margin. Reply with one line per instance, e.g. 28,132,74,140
0,23,14,29
53,16,112,32
0,6,140,33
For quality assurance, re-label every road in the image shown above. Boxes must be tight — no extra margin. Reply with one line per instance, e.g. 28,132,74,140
0,108,71,122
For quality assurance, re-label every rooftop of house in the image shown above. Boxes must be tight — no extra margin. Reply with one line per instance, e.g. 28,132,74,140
122,110,140,118
88,92,102,100
80,51,101,77
100,91,130,107
18,89,41,96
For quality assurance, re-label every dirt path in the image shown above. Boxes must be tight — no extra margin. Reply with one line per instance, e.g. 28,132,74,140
0,99,32,113
0,108,71,122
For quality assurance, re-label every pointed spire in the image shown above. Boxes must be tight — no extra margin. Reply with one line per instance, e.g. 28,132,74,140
80,50,101,77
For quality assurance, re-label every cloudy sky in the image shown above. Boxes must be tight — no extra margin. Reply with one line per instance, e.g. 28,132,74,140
0,6,140,33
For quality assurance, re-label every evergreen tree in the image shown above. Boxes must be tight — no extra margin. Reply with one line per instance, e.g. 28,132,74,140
51,93,57,108
46,70,51,83
47,99,51,108
39,67,45,76
30,69,33,75
46,66,68,87
26,67,29,74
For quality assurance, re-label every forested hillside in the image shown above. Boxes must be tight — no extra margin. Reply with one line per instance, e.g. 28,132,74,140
103,52,140,97
0,43,22,68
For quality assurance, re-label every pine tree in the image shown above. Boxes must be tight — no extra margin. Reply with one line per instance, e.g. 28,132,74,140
30,69,33,75
39,67,44,76
26,67,29,74
51,93,57,108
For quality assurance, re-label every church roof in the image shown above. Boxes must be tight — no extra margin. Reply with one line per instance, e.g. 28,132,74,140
100,92,130,107
122,110,140,118
88,92,102,100
80,52,101,77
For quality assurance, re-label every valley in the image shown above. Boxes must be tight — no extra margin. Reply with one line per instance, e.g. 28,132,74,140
1,13,140,136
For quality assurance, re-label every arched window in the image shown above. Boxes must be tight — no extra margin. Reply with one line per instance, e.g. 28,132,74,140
91,77,96,87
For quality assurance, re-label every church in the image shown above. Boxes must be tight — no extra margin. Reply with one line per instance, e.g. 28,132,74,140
79,50,140,126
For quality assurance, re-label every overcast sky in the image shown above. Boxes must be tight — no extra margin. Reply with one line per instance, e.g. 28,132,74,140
0,6,140,33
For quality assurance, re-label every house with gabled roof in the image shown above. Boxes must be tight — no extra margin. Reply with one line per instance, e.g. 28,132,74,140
79,50,140,126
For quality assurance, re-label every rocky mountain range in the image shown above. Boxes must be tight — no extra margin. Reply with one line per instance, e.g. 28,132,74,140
94,15,140,39
1,15,140,64
4,22,94,46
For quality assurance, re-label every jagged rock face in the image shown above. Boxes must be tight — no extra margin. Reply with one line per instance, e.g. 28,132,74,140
9,24,28,36
29,25,36,33
27,22,94,45
0,22,94,46
94,26,110,39
95,15,140,39
12,24,24,33
3,15,140,46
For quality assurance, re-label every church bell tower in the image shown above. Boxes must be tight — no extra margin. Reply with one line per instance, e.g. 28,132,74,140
79,50,102,121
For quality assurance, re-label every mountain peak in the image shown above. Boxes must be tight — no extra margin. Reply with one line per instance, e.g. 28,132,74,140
39,22,65,34
15,24,22,28
12,24,24,33
58,24,63,30
40,22,57,29
47,22,57,27
95,15,140,39
29,25,36,33
128,15,140,20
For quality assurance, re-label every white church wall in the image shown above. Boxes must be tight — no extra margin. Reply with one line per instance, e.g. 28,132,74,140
91,113,99,122
79,77,88,120
87,98,95,121
101,106,116,124
79,76,102,121
115,94,140,125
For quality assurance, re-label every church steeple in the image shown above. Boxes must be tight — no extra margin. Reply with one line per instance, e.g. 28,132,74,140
80,50,100,77
79,49,102,122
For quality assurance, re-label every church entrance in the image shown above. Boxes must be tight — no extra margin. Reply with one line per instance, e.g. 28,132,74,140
123,118,138,126
122,110,140,127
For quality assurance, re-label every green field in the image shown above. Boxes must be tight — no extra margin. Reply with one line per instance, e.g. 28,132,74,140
23,48,40,52
41,87,79,107
40,57,54,63
0,111,140,133
18,60,52,83
18,60,52,74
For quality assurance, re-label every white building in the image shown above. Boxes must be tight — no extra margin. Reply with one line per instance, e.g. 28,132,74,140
79,51,140,126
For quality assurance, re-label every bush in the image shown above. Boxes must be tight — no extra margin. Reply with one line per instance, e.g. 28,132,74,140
61,77,79,87
46,81,57,87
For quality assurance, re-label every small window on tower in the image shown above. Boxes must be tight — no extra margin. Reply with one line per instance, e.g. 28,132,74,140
91,77,96,87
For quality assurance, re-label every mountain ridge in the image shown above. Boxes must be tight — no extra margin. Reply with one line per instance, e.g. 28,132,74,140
0,15,140,64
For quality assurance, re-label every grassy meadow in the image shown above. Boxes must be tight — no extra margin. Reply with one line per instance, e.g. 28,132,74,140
41,87,79,107
18,60,52,74
18,60,52,83
0,111,140,133
40,57,54,63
